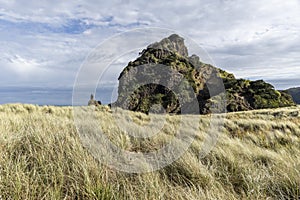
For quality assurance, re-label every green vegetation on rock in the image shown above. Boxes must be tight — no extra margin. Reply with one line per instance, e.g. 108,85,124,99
114,34,295,114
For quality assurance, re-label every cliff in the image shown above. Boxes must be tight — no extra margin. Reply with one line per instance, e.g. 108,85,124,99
113,34,295,114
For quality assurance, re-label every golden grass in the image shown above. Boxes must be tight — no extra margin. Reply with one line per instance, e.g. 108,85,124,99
0,103,299,199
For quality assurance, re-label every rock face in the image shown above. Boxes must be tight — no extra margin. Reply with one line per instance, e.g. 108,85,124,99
285,87,300,104
113,34,295,114
147,34,188,57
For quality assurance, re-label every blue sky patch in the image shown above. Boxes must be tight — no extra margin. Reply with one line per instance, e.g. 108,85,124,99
0,18,95,34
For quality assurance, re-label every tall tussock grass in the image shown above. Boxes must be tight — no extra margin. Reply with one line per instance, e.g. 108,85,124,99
0,103,299,199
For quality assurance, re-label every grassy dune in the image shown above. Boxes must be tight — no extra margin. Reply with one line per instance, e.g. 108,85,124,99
0,104,299,199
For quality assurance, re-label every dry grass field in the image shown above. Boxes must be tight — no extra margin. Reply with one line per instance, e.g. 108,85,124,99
0,104,299,199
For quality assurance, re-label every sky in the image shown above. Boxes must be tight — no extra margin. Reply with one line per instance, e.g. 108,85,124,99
0,0,299,104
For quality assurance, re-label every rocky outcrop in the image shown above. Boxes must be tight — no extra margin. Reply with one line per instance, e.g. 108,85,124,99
146,34,188,57
112,34,295,114
223,79,295,112
88,94,101,106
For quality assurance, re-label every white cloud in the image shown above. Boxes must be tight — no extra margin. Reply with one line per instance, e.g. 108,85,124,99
0,0,299,90
5,54,41,74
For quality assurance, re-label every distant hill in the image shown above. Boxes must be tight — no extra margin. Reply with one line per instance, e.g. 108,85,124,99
113,34,295,114
285,87,300,104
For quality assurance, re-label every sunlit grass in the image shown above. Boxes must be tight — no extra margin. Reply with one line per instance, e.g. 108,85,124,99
0,103,299,199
